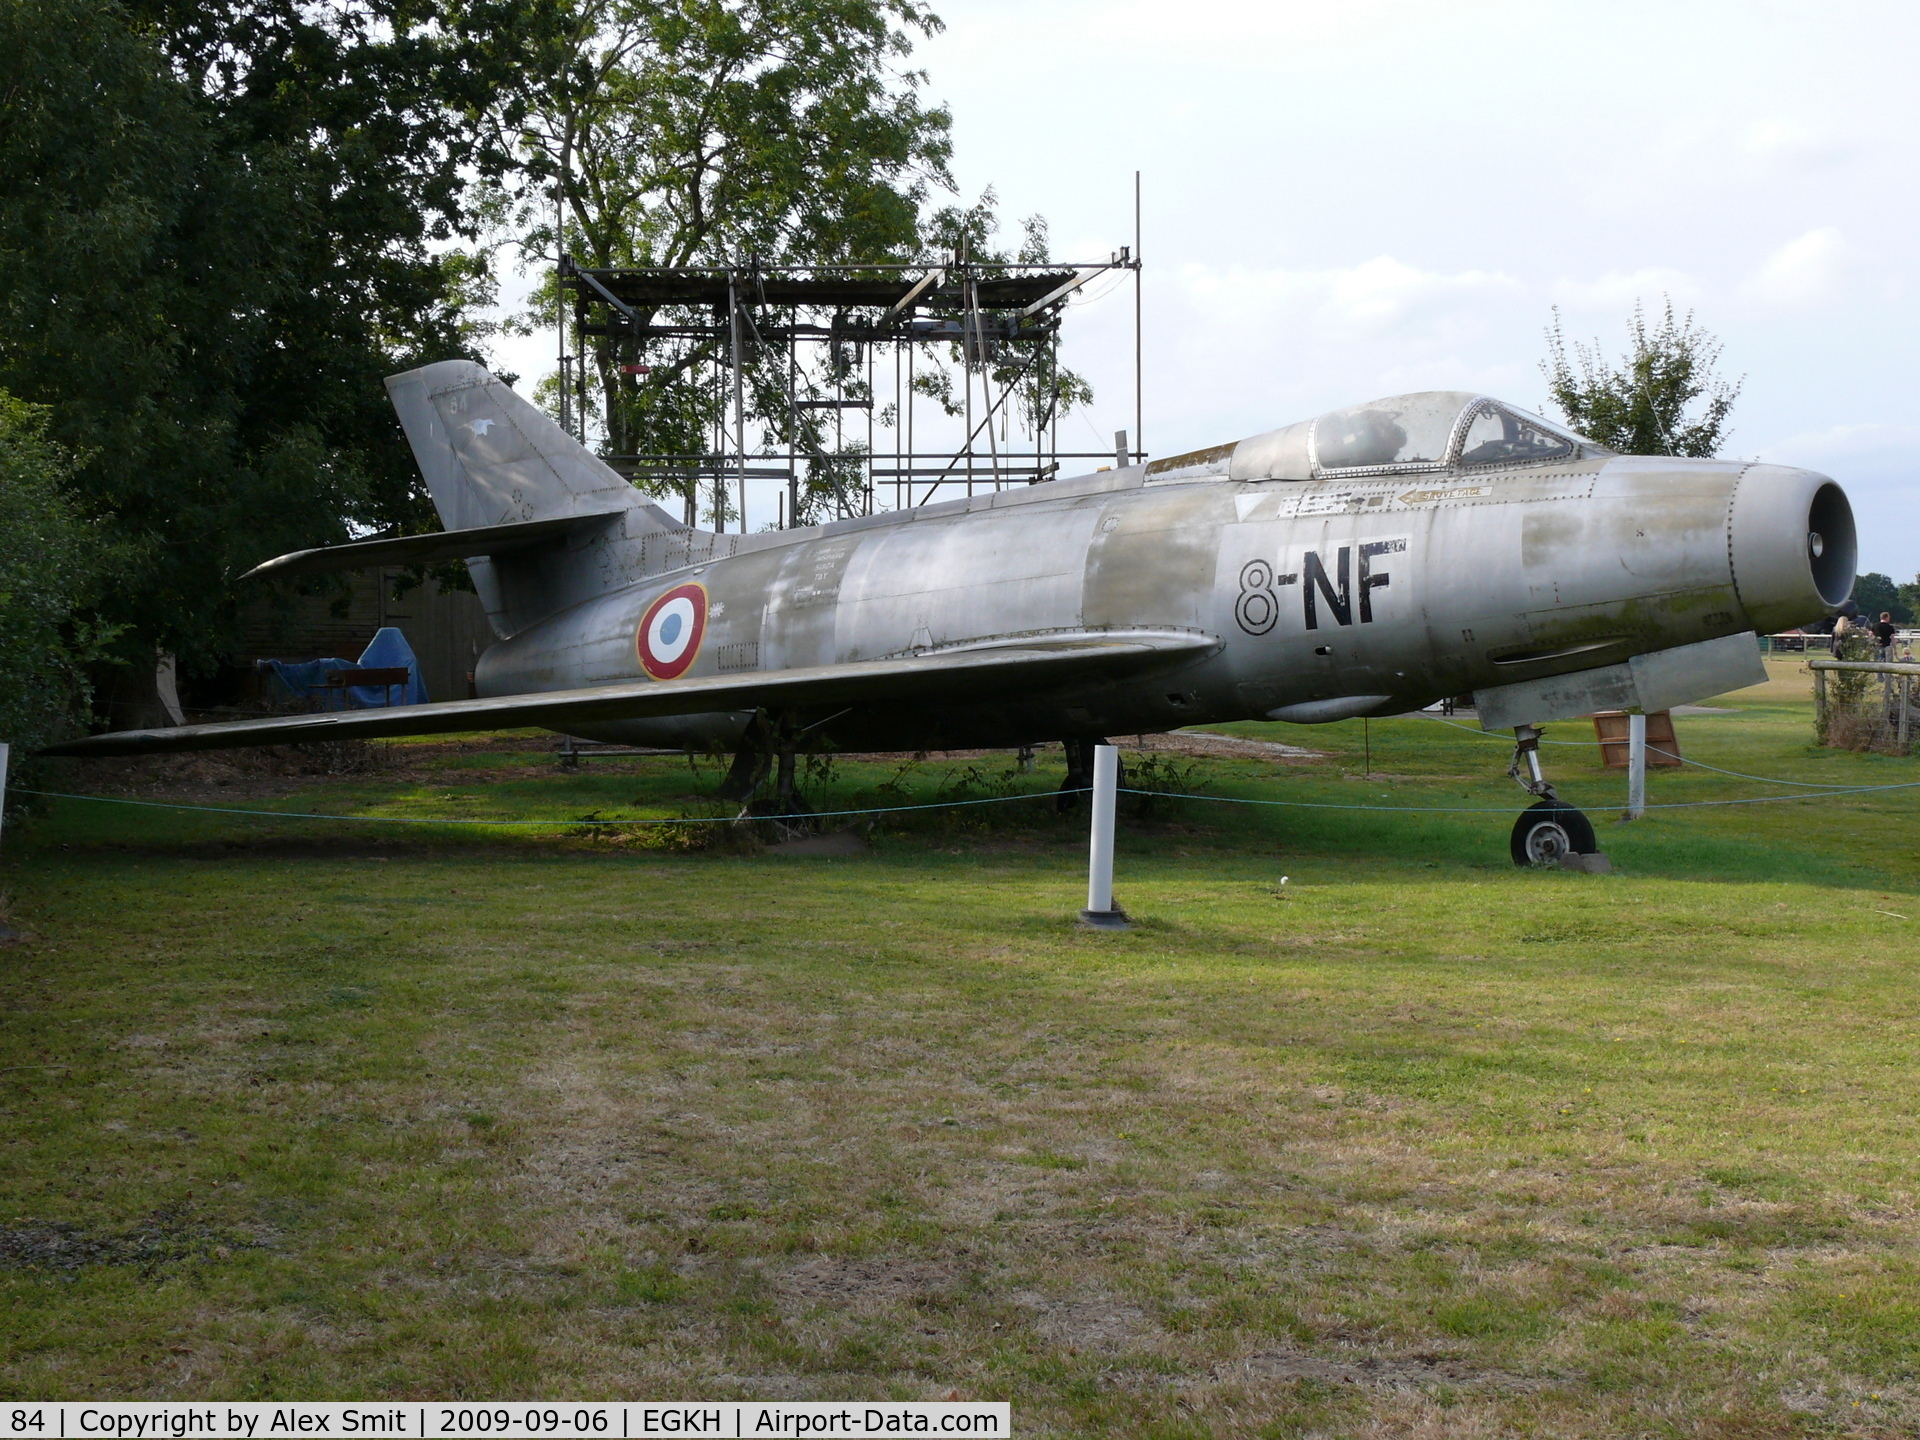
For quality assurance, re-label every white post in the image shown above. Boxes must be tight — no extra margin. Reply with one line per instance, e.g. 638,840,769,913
0,742,9,859
1081,743,1127,927
1627,711,1646,820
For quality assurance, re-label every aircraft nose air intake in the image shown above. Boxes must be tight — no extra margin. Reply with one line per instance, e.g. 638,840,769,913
1805,481,1856,607
1728,467,1856,633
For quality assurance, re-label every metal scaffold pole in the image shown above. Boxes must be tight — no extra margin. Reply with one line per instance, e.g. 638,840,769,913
730,266,745,533
556,252,1141,522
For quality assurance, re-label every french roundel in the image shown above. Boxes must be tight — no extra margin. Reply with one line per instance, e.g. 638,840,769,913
637,583,708,680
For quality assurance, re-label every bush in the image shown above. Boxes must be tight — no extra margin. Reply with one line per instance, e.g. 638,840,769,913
1817,638,1910,754
1121,751,1208,819
0,393,113,767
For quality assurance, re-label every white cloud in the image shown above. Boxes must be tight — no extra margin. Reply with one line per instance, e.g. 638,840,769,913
1058,256,1540,452
1060,249,1876,457
1178,256,1523,339
1742,227,1850,308
1740,119,1855,170
1757,422,1920,574
928,0,1520,66
1759,420,1920,475
1549,268,1701,314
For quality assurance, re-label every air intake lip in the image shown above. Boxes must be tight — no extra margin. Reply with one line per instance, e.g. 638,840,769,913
1728,465,1856,634
1807,481,1856,608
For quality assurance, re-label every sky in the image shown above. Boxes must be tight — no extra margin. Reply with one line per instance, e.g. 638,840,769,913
493,0,1920,574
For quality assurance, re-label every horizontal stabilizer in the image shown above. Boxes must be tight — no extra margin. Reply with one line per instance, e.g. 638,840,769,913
43,632,1219,758
239,512,622,583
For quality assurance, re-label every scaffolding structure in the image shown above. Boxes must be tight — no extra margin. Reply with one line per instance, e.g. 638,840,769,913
554,248,1142,531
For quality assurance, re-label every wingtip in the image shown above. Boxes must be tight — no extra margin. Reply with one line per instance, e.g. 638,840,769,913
235,547,321,582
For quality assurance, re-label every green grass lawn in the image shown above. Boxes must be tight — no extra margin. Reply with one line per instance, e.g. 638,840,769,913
2,657,1917,1436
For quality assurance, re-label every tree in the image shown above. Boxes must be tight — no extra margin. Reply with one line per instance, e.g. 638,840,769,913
1899,578,1920,625
1541,298,1743,457
0,394,116,765
486,0,963,522
0,0,544,676
910,194,1093,455
1852,572,1912,625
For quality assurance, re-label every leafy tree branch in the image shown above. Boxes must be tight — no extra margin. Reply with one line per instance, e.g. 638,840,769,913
1542,298,1742,457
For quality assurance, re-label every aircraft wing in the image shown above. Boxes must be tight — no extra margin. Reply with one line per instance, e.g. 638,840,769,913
42,630,1219,758
238,512,624,582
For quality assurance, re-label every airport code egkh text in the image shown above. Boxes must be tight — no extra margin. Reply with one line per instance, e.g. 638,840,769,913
7,1406,1008,1440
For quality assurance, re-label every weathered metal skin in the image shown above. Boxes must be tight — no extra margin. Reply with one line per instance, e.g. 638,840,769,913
479,447,1846,753
50,368,1851,767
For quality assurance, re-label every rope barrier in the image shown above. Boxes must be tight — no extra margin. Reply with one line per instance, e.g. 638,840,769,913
1418,713,1591,745
1638,745,1888,788
15,702,1920,833
20,763,1920,830
12,786,1076,828
1116,782,1920,812
1417,710,1902,790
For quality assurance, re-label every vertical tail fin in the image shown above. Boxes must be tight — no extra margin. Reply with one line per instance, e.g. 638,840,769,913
385,359,679,530
385,360,699,639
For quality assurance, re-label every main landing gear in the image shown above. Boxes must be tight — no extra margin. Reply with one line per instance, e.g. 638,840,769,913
1057,738,1122,812
717,710,815,827
1506,723,1599,867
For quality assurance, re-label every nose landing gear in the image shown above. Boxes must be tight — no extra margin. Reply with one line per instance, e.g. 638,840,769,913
1506,723,1600,868
1510,799,1599,867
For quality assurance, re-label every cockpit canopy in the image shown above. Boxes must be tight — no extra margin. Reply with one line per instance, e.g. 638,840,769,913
1147,391,1602,483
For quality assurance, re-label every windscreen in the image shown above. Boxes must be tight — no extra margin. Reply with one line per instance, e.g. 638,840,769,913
1313,393,1461,469
1456,403,1575,465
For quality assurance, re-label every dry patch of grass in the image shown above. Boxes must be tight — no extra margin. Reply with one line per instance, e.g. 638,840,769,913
3,686,1919,1435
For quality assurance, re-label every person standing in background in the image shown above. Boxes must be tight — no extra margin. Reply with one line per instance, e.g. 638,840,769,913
1873,611,1898,660
1829,600,1863,657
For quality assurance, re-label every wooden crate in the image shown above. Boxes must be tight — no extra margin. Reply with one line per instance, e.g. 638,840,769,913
1592,710,1683,768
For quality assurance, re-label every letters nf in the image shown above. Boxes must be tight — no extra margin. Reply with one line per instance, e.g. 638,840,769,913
1250,539,1407,633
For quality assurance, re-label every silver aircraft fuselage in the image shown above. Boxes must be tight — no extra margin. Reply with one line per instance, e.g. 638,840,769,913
47,372,1851,764
482,450,1847,752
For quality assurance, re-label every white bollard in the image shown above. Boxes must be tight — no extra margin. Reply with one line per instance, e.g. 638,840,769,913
1626,712,1646,820
1080,743,1128,928
0,741,8,859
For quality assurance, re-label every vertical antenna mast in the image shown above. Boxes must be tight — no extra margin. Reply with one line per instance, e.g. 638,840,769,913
730,262,745,533
556,173,569,438
1134,169,1143,464
960,242,974,497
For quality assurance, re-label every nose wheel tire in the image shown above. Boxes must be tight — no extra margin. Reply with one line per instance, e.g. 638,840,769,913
1510,799,1598,867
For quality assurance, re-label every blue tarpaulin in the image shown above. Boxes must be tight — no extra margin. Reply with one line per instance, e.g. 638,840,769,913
260,627,428,709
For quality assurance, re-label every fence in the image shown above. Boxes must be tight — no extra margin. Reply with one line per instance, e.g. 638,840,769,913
1766,630,1920,655
1808,658,1920,752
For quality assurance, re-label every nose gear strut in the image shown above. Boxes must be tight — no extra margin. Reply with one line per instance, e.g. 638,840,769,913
1508,723,1557,799
1503,723,1601,867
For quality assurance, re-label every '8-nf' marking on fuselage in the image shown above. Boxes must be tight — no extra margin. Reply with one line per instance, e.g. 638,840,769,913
1235,539,1407,635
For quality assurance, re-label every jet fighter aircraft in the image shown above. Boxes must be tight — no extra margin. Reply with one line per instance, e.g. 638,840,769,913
47,362,1855,864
